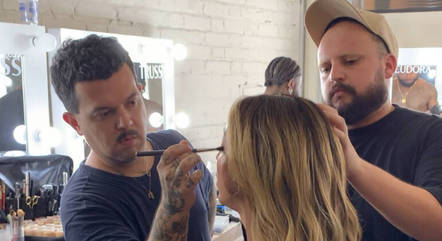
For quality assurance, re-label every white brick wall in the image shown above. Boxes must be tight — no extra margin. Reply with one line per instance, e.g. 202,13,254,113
76,3,117,19
0,0,303,173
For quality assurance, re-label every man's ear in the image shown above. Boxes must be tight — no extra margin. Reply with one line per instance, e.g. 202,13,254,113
63,112,83,136
384,54,397,79
137,83,144,92
288,78,296,90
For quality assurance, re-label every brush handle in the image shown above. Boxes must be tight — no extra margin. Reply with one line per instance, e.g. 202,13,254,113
136,146,223,156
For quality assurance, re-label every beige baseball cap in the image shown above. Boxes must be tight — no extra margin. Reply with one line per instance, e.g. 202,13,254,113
305,0,398,58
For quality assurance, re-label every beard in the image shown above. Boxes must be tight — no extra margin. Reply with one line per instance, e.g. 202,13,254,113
397,74,419,87
327,68,388,125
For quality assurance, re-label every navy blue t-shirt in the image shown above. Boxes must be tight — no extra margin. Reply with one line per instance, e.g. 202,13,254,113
349,105,442,241
60,129,213,241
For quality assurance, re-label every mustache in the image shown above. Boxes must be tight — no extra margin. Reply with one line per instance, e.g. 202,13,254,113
329,82,356,98
116,130,141,143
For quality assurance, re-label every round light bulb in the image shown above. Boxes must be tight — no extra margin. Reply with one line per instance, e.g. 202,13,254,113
173,43,188,61
428,69,437,79
142,91,150,100
32,33,57,52
13,124,27,145
3,150,26,157
149,112,163,128
0,75,12,87
175,112,190,129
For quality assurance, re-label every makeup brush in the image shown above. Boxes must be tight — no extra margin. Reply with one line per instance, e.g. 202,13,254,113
136,146,223,156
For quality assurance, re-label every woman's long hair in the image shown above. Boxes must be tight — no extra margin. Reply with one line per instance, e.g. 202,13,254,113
226,95,361,241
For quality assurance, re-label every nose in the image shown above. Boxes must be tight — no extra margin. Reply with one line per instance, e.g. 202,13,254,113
115,107,134,130
330,63,345,83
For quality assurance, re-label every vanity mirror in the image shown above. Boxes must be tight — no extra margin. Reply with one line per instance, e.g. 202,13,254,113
0,54,25,154
0,22,51,156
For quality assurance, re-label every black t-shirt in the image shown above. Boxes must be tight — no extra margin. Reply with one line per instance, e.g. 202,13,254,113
348,105,442,241
60,129,213,241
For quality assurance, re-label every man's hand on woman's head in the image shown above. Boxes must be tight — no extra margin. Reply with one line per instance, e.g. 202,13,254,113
317,104,363,180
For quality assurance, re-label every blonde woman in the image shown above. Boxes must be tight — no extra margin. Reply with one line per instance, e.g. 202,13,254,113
216,95,361,241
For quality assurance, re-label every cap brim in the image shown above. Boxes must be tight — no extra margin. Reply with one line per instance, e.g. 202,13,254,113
305,0,363,46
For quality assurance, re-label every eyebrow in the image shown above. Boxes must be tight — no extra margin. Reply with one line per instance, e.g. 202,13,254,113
91,91,139,114
126,91,139,100
340,54,361,59
319,54,361,66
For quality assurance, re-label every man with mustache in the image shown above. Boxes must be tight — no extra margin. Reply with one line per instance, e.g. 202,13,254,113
305,1,442,241
50,35,215,241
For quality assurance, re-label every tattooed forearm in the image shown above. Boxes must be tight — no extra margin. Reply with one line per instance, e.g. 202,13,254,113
185,178,194,188
148,206,189,241
164,191,185,215
149,142,203,241
172,216,188,234
163,168,187,215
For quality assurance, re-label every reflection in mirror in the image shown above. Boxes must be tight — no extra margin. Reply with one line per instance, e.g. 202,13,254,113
393,48,442,116
362,0,442,12
0,54,26,155
135,62,164,132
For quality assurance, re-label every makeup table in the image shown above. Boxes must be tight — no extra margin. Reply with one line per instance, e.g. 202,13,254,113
212,221,244,241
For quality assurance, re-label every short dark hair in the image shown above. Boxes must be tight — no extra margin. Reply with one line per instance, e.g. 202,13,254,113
264,57,301,87
50,34,135,113
324,17,388,57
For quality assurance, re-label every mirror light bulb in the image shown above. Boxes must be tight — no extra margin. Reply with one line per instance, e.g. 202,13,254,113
32,33,57,52
149,112,163,128
13,124,27,145
0,75,12,87
3,150,26,157
428,69,437,79
173,43,188,61
175,112,190,129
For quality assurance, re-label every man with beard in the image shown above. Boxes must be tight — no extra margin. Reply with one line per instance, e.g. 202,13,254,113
305,1,442,241
392,65,440,114
50,35,215,241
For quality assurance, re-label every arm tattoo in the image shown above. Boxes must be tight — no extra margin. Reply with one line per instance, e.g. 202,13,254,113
163,168,186,214
164,190,185,215
172,216,188,234
162,152,172,165
185,179,194,188
149,209,189,241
